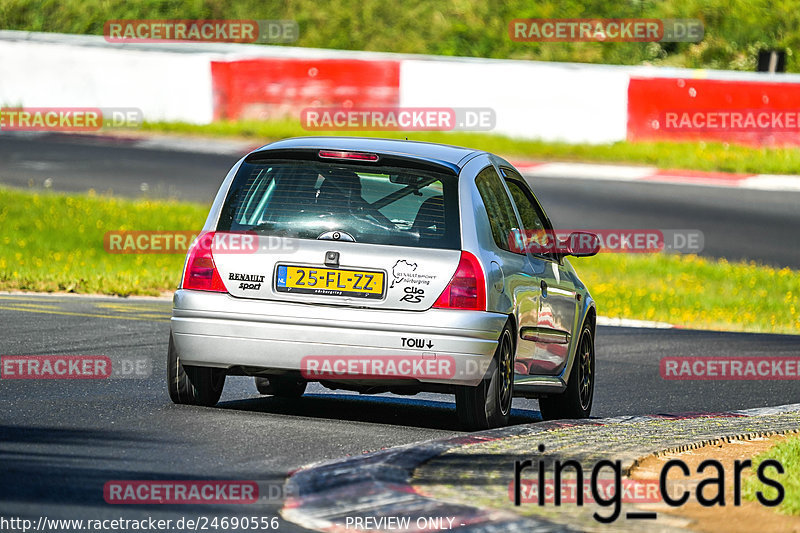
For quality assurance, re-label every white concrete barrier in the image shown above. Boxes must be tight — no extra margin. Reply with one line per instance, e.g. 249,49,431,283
400,59,630,143
0,35,214,124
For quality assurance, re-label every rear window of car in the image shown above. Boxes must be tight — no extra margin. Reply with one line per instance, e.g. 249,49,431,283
216,159,461,250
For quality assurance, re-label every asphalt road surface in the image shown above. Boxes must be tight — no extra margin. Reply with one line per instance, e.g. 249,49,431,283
1,295,799,530
1,133,798,268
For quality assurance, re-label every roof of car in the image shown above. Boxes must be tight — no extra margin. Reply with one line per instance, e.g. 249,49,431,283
251,136,485,170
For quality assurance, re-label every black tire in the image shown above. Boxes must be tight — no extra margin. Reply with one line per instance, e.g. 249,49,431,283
539,325,595,420
254,375,306,398
455,324,515,430
167,334,225,407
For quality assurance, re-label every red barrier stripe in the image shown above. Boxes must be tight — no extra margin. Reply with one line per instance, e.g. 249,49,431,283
627,77,800,146
211,58,400,120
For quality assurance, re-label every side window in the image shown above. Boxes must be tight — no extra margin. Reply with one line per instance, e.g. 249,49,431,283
475,166,520,252
504,180,546,233
502,169,556,257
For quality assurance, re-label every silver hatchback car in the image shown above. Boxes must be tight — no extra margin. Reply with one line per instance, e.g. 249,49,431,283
168,137,599,429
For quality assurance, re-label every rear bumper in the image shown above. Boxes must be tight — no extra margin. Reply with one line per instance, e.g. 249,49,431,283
170,290,508,387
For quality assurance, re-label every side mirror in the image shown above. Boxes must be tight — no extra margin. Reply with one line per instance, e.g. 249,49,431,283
563,231,600,257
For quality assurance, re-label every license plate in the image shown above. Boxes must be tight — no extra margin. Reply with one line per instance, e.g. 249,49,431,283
275,265,385,299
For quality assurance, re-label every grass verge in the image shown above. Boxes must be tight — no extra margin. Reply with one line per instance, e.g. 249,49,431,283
745,435,800,515
1,185,797,334
570,253,799,334
141,119,800,176
0,187,207,295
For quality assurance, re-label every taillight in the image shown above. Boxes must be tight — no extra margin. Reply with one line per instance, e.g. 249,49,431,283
182,232,227,292
433,251,486,311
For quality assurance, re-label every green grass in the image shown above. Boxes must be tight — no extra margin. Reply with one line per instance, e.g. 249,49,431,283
1,186,798,334
3,0,800,72
570,254,800,334
142,119,800,176
744,435,800,515
0,187,207,295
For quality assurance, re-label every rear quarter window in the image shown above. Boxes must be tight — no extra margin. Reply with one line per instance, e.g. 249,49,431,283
475,166,519,252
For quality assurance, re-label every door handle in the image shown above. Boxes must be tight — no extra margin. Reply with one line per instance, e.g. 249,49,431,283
540,280,547,297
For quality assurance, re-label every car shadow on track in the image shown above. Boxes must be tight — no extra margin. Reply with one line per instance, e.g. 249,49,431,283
217,392,542,431
0,425,286,513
